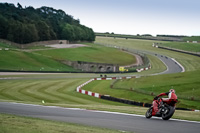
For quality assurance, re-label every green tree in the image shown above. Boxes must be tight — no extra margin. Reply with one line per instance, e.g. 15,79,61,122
61,24,75,41
17,3,22,9
0,14,8,38
23,24,39,43
36,21,51,41
7,21,22,43
0,2,95,43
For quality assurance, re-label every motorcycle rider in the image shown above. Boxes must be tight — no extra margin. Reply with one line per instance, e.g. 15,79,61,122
152,89,177,116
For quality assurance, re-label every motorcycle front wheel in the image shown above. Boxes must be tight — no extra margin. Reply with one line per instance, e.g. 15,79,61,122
145,107,153,119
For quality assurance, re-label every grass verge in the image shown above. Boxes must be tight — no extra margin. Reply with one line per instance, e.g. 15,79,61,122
0,113,124,133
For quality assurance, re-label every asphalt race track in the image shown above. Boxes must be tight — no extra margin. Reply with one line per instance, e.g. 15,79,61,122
0,102,199,133
152,54,183,75
138,49,184,75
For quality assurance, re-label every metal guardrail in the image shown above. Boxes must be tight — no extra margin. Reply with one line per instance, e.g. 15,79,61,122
157,45,200,57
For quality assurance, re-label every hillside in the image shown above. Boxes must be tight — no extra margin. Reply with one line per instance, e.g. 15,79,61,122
35,43,136,66
0,3,95,44
0,42,136,72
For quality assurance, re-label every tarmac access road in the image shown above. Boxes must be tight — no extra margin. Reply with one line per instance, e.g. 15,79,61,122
0,102,199,133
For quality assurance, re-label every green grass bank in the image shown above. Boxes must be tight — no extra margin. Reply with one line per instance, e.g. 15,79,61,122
0,113,124,133
159,42,200,52
35,43,136,66
82,70,200,110
0,42,136,72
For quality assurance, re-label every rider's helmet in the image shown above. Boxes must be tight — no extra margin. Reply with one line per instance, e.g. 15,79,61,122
169,89,175,93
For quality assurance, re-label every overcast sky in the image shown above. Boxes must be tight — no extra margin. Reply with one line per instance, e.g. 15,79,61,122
2,0,200,36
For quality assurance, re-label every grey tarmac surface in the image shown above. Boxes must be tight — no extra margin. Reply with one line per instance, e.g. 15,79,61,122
0,102,199,133
152,54,183,75
134,49,184,75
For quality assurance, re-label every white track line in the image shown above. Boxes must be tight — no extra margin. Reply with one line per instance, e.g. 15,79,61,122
8,102,200,124
171,58,185,72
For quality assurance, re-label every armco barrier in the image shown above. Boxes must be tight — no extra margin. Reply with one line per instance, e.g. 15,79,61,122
155,45,200,57
76,79,101,98
76,76,199,111
76,76,152,107
77,88,101,98
101,95,152,107
76,77,136,98
136,64,151,72
94,76,135,80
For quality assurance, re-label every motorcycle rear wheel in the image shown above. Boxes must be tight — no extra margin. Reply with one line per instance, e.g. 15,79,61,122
162,106,175,120
145,107,153,119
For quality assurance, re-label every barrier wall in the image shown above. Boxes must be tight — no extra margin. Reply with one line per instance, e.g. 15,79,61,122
76,76,199,111
136,64,151,72
76,76,151,108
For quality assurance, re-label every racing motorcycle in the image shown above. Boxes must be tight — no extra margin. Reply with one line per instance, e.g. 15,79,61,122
145,98,177,120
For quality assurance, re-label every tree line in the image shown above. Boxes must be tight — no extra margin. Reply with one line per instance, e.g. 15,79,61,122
0,3,95,44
